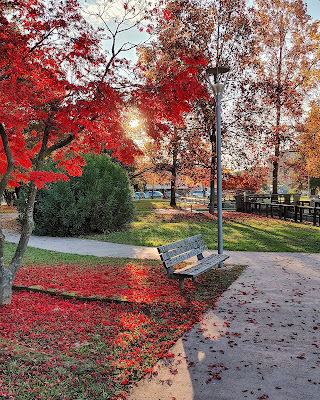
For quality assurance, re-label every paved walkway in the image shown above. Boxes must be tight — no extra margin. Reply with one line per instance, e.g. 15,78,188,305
3,231,159,259
4,231,320,399
129,252,320,400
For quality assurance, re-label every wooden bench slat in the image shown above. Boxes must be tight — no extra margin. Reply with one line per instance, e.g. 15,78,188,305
163,245,208,268
173,254,229,277
158,234,203,253
157,234,229,289
159,239,207,262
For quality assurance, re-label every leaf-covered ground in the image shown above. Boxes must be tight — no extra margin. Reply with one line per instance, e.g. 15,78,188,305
0,261,245,399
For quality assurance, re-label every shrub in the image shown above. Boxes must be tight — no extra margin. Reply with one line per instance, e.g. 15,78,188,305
24,154,134,236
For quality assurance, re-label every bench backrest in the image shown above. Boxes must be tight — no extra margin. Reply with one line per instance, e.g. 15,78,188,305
157,234,207,276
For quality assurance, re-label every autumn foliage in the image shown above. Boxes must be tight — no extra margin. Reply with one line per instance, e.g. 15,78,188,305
0,0,138,189
223,167,269,192
0,258,243,398
0,0,144,304
298,101,320,178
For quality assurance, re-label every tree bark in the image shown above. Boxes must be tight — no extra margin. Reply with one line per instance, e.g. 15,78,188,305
272,134,280,195
0,181,37,305
0,123,15,200
9,182,37,279
0,265,14,305
273,26,283,195
0,229,13,304
0,123,16,304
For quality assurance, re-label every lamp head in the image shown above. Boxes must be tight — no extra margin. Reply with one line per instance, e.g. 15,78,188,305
206,66,230,79
206,66,230,96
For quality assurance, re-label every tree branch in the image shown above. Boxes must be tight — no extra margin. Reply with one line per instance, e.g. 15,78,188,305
24,28,56,60
44,134,74,157
0,123,15,200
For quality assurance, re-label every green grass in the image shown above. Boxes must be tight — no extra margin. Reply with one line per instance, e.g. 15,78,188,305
133,198,172,211
81,204,320,253
3,242,151,267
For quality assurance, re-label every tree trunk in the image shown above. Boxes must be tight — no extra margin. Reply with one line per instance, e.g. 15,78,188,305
0,121,72,305
170,178,176,207
272,142,280,195
0,229,14,304
273,36,283,196
0,266,14,305
10,182,37,274
0,182,37,305
272,105,281,195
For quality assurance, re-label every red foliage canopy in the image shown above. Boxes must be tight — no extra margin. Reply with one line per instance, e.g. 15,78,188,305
223,167,268,193
0,0,140,188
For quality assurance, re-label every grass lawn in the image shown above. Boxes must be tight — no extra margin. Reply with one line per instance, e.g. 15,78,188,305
0,244,245,399
82,200,320,253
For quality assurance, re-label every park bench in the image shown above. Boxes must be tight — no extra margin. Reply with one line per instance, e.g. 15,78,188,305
157,234,229,289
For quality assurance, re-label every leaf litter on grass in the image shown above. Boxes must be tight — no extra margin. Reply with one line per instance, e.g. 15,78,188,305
0,261,245,399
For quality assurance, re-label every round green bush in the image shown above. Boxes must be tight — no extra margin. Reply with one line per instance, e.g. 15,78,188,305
30,154,134,237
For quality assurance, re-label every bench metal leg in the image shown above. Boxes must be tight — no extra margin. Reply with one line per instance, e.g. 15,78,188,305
179,277,185,290
192,276,198,283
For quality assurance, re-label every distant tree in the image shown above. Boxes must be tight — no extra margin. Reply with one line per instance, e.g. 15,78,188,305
223,166,269,192
298,101,320,178
136,0,253,213
234,0,319,195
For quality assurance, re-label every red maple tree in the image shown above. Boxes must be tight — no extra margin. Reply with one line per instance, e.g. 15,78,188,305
0,0,143,304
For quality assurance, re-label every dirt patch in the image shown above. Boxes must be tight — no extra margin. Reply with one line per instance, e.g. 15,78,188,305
0,210,20,233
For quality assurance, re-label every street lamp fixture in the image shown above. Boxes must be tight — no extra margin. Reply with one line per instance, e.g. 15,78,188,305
206,66,230,262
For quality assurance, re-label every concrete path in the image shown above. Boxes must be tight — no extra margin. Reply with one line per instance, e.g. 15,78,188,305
4,232,159,259
129,251,320,400
4,231,320,399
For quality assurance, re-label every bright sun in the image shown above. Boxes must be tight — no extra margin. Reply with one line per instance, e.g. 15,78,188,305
129,118,140,128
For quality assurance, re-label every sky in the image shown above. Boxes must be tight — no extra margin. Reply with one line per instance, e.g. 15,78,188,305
305,0,320,20
82,0,320,49
79,0,320,63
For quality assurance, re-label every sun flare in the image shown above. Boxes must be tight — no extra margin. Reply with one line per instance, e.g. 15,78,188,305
129,118,140,128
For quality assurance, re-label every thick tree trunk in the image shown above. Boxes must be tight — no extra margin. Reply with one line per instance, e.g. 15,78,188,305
0,266,14,305
0,182,37,305
9,182,37,277
0,229,14,304
170,180,176,207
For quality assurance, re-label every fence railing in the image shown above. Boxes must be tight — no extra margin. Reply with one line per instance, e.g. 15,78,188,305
235,194,320,226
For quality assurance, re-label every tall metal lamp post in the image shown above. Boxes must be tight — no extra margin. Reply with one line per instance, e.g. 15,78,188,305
206,66,230,262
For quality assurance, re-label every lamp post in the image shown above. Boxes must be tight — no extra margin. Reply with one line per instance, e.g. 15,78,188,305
206,66,230,262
